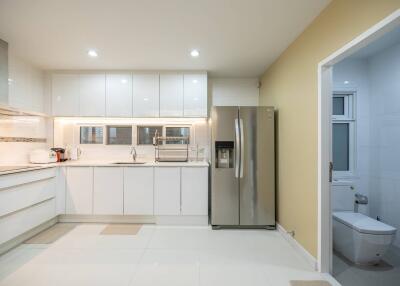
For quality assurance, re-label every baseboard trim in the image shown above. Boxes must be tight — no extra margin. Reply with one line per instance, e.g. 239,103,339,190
58,215,156,224
0,217,57,255
277,223,318,271
59,214,209,225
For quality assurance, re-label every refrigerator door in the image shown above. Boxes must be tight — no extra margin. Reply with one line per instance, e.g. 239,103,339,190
239,106,275,226
211,106,240,226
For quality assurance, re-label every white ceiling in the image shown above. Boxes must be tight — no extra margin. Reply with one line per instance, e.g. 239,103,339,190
0,0,330,77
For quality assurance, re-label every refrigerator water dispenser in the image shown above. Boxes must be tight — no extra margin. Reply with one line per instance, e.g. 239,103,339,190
215,141,234,168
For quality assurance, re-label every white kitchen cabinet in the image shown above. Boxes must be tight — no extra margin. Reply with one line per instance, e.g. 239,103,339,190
183,73,207,117
181,167,208,215
160,73,183,117
79,74,106,116
154,167,181,215
66,167,93,214
124,167,154,215
93,167,123,215
132,73,159,117
56,167,66,215
0,199,56,246
52,74,80,116
106,73,133,117
7,54,45,113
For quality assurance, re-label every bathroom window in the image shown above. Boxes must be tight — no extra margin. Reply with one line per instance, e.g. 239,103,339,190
80,126,104,144
332,92,355,177
332,93,353,120
137,126,163,145
165,126,190,145
106,126,132,145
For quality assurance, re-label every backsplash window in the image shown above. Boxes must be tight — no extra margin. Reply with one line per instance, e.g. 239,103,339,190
165,126,190,144
80,126,103,144
106,126,132,145
137,126,162,145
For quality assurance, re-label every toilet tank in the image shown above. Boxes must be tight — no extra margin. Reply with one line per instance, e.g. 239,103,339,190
332,183,355,211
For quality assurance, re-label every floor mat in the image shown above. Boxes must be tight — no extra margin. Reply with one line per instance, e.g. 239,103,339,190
100,224,142,235
290,281,332,286
24,223,77,244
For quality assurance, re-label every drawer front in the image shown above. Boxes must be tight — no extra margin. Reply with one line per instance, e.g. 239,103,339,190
0,177,56,217
0,198,56,245
0,168,56,190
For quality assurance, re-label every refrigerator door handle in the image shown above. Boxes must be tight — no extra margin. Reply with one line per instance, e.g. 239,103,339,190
235,118,240,178
239,118,244,178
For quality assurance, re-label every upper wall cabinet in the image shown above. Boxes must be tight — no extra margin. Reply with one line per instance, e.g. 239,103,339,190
51,71,207,118
79,74,106,117
132,73,159,117
160,73,183,117
8,54,45,113
183,73,207,117
52,74,80,116
106,73,133,117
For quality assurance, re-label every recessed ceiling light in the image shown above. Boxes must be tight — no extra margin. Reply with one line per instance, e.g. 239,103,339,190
344,80,349,84
87,49,98,58
190,49,200,58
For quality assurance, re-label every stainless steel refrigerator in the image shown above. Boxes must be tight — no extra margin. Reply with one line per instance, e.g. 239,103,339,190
211,106,275,229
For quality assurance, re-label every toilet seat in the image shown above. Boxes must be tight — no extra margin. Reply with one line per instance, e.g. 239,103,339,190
333,212,396,235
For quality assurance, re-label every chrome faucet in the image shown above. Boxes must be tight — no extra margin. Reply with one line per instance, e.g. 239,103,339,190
130,146,137,162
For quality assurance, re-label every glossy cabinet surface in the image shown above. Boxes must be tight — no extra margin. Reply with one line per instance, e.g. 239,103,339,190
106,73,133,117
79,74,106,116
183,73,207,117
181,167,208,215
93,167,123,215
52,74,80,116
51,71,207,118
124,167,154,215
160,73,183,117
66,167,93,214
154,167,181,215
132,73,159,117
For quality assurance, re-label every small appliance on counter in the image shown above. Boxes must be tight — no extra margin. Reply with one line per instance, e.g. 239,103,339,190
51,148,67,162
29,149,57,164
67,145,82,161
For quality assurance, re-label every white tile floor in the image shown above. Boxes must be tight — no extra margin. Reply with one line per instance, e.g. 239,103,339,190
0,224,340,286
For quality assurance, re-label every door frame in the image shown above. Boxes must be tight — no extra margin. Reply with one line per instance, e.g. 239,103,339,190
317,9,400,273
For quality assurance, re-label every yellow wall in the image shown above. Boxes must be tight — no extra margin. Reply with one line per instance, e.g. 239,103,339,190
260,0,400,257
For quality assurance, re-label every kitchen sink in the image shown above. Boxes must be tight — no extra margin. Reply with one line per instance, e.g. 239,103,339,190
112,162,147,165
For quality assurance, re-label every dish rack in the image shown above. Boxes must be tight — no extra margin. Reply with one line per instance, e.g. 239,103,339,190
153,132,189,162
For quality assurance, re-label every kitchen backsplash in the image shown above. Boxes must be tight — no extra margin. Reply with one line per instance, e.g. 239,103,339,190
53,118,210,162
0,115,52,163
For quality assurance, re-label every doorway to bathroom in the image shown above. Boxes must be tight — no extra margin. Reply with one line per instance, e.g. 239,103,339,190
318,8,400,283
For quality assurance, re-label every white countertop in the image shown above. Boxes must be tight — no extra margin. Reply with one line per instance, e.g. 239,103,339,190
0,160,210,176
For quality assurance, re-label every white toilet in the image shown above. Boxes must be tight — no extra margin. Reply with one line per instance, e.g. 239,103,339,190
333,211,396,265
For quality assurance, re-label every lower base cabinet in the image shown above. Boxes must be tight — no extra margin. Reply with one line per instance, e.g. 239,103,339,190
181,167,208,215
66,167,93,215
64,166,209,217
154,167,181,215
124,167,154,215
93,167,123,215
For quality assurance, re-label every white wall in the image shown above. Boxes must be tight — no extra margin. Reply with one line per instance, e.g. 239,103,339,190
367,42,400,248
332,59,370,215
0,116,51,164
210,78,259,106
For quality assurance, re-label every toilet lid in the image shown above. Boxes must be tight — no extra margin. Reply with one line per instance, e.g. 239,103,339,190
333,212,397,235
